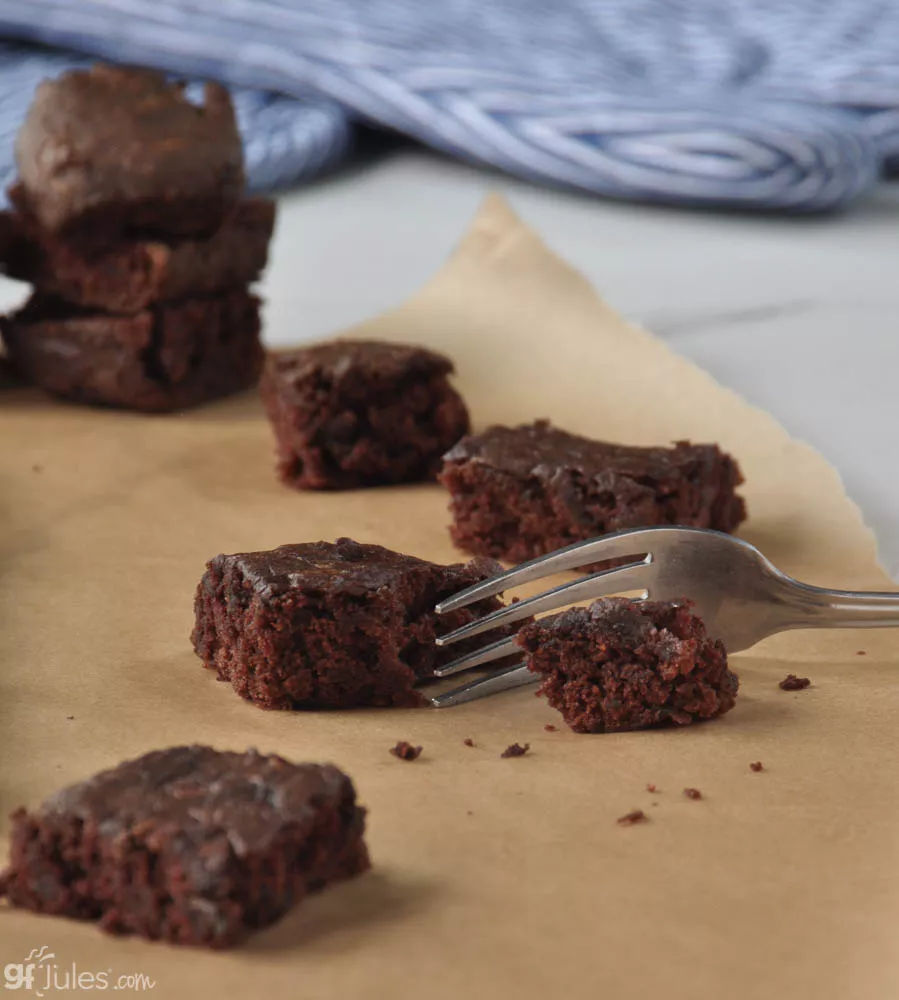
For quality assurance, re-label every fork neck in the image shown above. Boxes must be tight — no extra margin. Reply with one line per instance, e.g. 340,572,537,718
778,578,899,630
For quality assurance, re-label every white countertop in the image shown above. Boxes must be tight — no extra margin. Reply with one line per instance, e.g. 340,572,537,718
4,150,896,576
259,151,899,579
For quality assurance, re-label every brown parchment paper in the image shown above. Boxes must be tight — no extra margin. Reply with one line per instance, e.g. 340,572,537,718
2,195,898,1000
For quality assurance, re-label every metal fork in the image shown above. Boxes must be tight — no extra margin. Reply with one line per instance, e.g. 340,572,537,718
428,526,899,708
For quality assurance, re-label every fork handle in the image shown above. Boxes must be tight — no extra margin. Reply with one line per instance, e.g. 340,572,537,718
781,579,899,630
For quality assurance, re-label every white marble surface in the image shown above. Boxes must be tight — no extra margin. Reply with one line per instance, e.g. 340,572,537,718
258,151,899,579
4,150,897,576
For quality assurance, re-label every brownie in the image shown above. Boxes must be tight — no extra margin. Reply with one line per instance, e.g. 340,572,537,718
440,421,746,563
260,340,471,490
192,537,510,709
14,65,243,241
0,355,23,389
516,597,739,733
0,745,369,948
1,290,262,412
5,190,275,312
0,209,15,272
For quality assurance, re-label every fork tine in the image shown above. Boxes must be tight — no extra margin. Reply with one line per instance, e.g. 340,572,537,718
434,634,519,677
435,527,668,614
429,662,533,708
435,558,651,647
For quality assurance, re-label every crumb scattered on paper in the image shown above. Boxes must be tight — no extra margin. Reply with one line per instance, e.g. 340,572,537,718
390,742,423,761
617,809,647,826
684,788,703,800
779,674,811,691
501,743,530,758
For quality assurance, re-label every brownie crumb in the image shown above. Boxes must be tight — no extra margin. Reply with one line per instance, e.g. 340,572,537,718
646,783,658,793
463,738,475,747
857,650,867,656
501,743,530,758
683,787,703,800
65,715,74,721
617,809,648,826
749,761,764,772
543,724,558,733
390,742,422,761
779,673,811,691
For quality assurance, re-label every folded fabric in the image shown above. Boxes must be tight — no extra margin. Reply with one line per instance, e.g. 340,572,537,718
0,0,897,212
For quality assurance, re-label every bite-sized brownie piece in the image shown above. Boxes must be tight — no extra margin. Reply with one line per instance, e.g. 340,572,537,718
0,745,369,949
516,597,738,733
192,537,510,709
440,421,746,563
260,340,470,490
14,64,243,241
1,290,262,412
5,190,275,312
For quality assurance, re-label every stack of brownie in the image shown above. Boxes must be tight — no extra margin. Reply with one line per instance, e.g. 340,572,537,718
0,64,275,412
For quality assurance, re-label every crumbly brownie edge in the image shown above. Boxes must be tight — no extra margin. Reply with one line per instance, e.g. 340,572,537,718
1,291,262,412
440,443,746,563
262,363,470,490
4,197,275,312
0,775,368,948
517,600,739,733
191,545,508,710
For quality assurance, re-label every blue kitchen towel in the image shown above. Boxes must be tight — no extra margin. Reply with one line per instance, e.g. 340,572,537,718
0,0,897,212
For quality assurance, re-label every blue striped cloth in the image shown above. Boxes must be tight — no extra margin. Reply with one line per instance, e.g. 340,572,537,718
0,1,897,212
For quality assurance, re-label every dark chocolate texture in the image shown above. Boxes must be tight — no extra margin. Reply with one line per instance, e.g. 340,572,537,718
191,537,511,710
261,339,470,489
5,191,274,312
14,65,243,240
0,745,369,948
516,597,739,734
439,421,746,564
0,290,262,412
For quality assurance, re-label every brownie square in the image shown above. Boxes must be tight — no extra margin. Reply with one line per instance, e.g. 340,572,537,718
516,598,738,733
1,290,262,412
0,745,369,948
260,340,471,489
439,421,746,563
14,65,243,241
192,537,509,709
5,191,275,312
